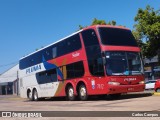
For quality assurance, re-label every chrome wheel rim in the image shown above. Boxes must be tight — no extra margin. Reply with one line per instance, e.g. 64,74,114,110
68,88,74,98
34,91,38,100
29,92,32,99
80,87,86,97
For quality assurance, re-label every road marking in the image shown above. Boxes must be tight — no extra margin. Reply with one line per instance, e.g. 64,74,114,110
153,92,160,96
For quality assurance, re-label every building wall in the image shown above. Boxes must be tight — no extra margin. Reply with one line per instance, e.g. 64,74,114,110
13,79,19,95
0,80,20,95
0,64,19,95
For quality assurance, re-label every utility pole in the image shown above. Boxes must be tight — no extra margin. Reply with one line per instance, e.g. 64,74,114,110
17,71,19,96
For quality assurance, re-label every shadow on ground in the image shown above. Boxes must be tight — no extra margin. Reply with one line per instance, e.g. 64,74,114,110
24,92,153,102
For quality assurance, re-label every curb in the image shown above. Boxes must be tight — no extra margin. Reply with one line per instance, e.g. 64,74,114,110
153,92,160,96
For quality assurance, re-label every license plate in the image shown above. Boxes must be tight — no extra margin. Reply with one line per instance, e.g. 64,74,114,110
128,88,134,91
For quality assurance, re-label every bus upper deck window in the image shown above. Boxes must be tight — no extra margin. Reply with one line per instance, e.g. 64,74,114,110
52,47,57,58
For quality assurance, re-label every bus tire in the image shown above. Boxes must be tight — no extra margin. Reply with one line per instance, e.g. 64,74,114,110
33,89,39,101
66,85,75,101
78,84,88,101
27,90,33,101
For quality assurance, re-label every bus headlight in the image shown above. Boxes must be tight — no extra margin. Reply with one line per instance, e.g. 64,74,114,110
139,81,145,84
108,82,120,85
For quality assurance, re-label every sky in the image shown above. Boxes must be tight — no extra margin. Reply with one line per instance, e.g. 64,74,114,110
0,0,160,74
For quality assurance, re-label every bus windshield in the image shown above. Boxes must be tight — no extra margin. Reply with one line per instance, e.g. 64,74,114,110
105,51,143,76
99,27,138,47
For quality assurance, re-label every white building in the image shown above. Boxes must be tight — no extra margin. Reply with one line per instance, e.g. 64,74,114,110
0,64,19,95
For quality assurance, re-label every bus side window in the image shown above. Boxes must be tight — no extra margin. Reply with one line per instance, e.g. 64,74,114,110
60,61,84,80
52,47,57,58
50,69,57,82
36,69,58,84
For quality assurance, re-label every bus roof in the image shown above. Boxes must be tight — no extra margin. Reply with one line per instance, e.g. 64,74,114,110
20,29,83,60
20,25,130,60
83,25,129,31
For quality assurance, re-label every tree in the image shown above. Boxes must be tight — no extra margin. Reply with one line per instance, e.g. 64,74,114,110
132,30,148,57
91,18,107,25
78,18,117,30
133,5,160,61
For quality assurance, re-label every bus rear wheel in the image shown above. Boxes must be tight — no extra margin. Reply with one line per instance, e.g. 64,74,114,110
78,84,88,101
67,86,75,101
28,90,33,101
33,89,39,101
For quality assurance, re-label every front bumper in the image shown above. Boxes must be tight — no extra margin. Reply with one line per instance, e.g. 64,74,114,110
107,84,145,94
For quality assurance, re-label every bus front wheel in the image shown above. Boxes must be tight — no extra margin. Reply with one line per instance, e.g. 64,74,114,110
78,84,88,101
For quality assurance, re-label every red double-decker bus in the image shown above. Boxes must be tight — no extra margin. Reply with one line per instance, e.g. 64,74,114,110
19,25,145,101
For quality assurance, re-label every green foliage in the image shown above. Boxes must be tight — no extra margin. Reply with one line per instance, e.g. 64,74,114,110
91,18,107,25
78,25,85,30
108,20,116,26
78,18,117,30
133,5,160,59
